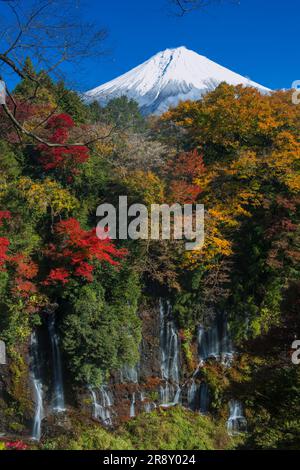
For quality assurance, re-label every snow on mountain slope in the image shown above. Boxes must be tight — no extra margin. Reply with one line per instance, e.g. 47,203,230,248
85,46,270,115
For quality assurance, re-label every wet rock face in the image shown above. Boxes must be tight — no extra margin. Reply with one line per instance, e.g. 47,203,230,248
78,301,169,427
77,300,208,426
42,412,75,440
139,301,161,380
77,305,237,429
1,298,242,440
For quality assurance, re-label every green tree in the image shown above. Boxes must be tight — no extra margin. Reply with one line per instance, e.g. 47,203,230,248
61,267,141,386
101,96,146,131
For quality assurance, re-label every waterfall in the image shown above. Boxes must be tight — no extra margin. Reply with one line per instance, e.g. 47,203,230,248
0,340,6,365
30,332,44,441
160,301,180,383
220,316,234,365
173,386,181,404
199,382,209,414
160,383,181,406
198,313,234,364
187,380,199,411
144,401,156,413
140,392,156,413
159,300,181,406
48,315,65,412
90,386,113,425
130,393,136,418
160,382,170,405
144,402,152,413
227,400,247,435
121,364,139,384
187,380,209,413
198,324,220,361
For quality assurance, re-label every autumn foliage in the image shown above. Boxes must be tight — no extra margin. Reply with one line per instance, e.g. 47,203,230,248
38,113,89,174
10,254,38,298
4,440,28,450
167,149,205,204
0,211,11,270
0,237,10,270
44,218,127,285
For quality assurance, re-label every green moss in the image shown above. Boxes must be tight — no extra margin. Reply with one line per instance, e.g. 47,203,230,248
9,354,27,402
8,349,32,416
181,329,195,372
200,363,230,412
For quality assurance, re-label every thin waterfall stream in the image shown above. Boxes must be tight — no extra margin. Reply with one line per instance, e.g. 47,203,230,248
121,364,139,384
159,300,181,406
198,313,234,364
187,312,235,414
90,386,113,425
130,393,136,418
227,400,247,435
30,331,44,441
48,315,65,412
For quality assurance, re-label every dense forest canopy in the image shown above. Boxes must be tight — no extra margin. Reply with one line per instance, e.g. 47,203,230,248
0,62,299,448
0,2,299,450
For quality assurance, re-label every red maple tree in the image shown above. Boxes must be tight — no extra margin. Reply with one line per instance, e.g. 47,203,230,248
0,211,11,270
10,254,38,298
167,149,205,203
44,218,127,285
38,113,89,174
0,237,10,270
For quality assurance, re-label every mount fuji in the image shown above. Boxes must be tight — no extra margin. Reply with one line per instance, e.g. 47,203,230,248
85,46,270,115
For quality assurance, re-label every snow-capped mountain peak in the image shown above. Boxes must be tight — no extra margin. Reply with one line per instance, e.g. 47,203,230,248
85,46,270,115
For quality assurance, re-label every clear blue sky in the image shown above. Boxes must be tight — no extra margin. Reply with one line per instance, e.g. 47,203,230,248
77,0,298,92
1,0,299,91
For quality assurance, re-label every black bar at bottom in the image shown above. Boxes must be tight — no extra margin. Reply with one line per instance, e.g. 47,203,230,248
0,450,299,466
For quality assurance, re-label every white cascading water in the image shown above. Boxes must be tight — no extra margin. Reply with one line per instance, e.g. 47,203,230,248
227,400,247,435
130,393,136,418
187,379,209,414
144,401,156,413
48,315,65,412
140,392,156,413
220,316,234,365
198,313,234,364
187,313,234,414
30,332,44,441
199,382,209,414
159,300,181,406
121,364,139,384
198,324,219,361
187,379,198,411
90,386,113,425
144,402,152,413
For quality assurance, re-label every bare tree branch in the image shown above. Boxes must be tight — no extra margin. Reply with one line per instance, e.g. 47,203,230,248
169,0,239,16
1,102,117,148
1,102,82,147
4,1,53,56
0,0,108,147
0,53,39,82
